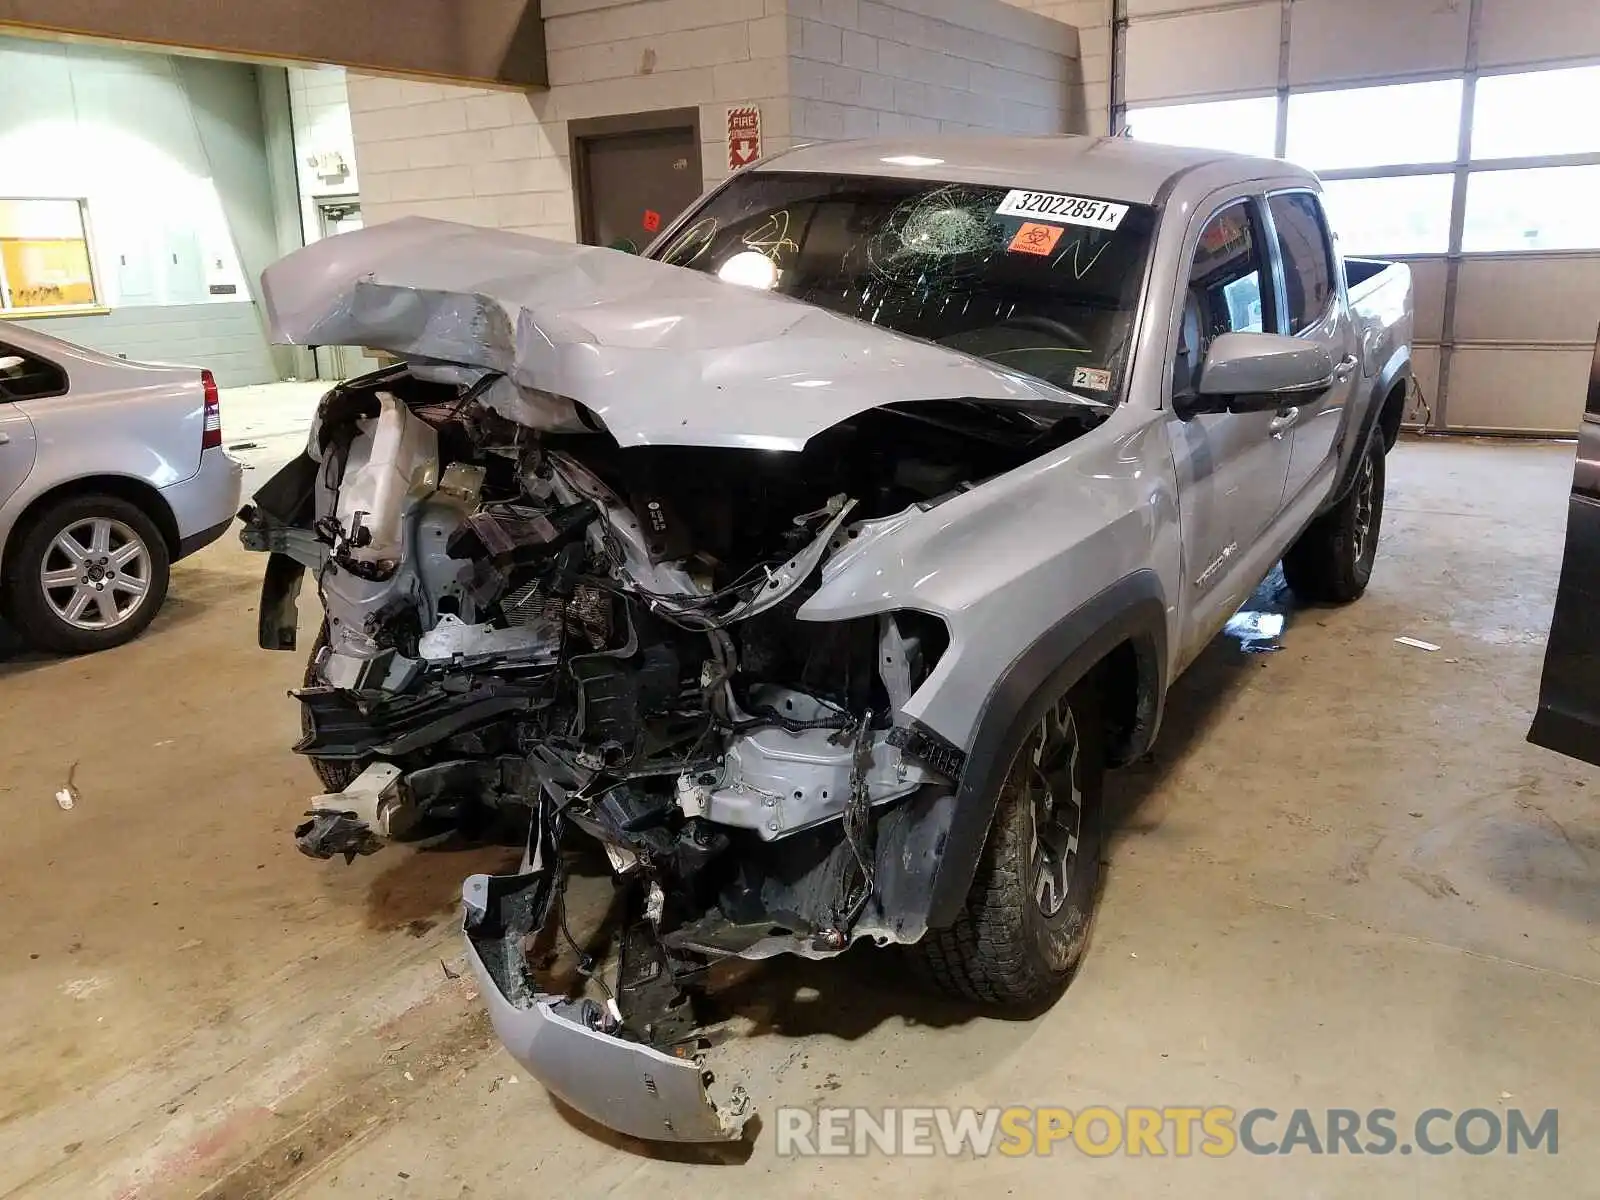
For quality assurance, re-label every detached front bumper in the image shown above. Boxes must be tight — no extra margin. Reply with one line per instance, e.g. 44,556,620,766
461,871,750,1144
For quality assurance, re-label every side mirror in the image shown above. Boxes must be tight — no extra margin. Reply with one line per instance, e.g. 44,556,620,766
1188,332,1335,415
0,355,24,374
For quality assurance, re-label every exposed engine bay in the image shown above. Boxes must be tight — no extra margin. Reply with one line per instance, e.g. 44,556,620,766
241,359,1104,1141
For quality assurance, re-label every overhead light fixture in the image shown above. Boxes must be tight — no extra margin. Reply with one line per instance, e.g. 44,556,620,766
881,155,945,167
716,250,780,290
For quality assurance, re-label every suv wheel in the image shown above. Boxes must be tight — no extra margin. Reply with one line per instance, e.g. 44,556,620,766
3,494,170,654
1282,435,1385,604
915,678,1105,1010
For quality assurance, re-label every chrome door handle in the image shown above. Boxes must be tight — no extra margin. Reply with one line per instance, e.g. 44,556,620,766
0,431,10,445
1269,407,1300,438
1332,354,1358,382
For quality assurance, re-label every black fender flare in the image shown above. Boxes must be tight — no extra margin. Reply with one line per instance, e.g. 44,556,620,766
1324,349,1411,511
924,569,1169,929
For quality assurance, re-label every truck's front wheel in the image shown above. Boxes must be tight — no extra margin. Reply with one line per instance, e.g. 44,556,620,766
914,678,1105,1010
1282,434,1385,604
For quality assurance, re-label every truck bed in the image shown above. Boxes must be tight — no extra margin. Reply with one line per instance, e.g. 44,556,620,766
1346,257,1412,386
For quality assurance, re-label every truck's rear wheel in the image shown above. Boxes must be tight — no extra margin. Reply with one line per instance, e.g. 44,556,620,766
915,678,1105,1010
302,620,365,793
1282,435,1385,604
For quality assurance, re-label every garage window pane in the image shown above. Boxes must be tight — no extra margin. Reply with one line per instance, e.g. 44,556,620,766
1286,80,1463,170
1463,165,1600,251
1124,97,1278,158
0,198,99,313
1319,174,1454,254
1473,65,1600,160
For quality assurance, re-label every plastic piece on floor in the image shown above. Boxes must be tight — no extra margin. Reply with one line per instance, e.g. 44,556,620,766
1395,636,1441,652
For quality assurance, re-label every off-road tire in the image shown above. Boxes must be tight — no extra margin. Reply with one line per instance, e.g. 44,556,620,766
302,620,365,793
2,493,170,655
915,678,1106,1011
1282,435,1385,604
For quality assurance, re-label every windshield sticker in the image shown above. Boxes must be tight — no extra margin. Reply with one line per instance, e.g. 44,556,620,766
1072,365,1114,391
1008,222,1066,256
996,190,1128,230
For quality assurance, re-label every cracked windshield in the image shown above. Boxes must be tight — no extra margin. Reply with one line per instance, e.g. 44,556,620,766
653,171,1157,399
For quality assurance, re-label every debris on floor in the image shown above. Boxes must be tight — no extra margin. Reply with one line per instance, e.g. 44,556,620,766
1224,610,1287,653
1395,636,1441,652
55,764,80,811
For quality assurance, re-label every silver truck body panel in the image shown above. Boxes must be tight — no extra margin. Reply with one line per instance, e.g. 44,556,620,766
462,876,747,1143
739,134,1296,207
259,217,1103,453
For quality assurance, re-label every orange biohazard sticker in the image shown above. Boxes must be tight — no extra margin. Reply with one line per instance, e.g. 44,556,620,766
1008,221,1065,256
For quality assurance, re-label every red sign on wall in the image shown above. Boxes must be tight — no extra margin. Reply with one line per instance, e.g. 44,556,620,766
727,105,762,171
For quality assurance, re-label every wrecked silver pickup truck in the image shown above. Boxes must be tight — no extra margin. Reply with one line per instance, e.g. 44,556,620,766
240,136,1412,1144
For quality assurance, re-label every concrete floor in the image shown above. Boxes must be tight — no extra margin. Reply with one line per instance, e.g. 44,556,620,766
1,437,1595,1198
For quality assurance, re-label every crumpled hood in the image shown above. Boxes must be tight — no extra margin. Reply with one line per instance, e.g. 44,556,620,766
260,217,1099,450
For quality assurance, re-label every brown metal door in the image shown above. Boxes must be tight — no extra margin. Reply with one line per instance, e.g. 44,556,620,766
575,119,702,254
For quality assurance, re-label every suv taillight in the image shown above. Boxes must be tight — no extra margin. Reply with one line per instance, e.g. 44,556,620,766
201,369,221,450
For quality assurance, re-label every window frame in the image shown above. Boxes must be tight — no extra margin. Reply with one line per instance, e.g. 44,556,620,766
1262,188,1341,337
0,197,103,317
0,341,70,401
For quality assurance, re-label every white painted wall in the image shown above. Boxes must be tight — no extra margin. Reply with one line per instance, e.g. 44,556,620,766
0,36,278,384
349,0,1083,238
787,0,1080,141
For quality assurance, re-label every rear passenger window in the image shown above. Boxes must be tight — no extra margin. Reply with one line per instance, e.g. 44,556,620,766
1268,192,1336,335
0,345,67,400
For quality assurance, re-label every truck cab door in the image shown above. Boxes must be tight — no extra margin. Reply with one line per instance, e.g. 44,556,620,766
1165,195,1294,662
1262,190,1359,505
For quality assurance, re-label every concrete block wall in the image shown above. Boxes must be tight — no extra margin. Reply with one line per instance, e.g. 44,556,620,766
787,0,1081,141
349,0,1084,238
348,0,794,241
1004,0,1111,134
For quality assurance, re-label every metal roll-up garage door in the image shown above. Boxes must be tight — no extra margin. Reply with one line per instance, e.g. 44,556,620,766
1113,0,1600,436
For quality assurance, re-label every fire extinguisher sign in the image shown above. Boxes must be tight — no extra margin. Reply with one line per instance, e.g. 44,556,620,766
726,105,762,171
